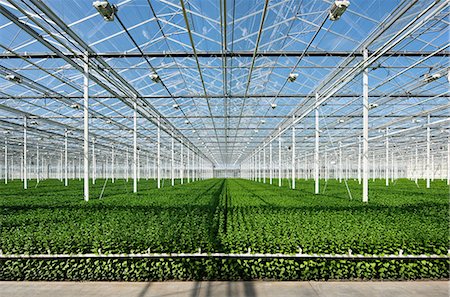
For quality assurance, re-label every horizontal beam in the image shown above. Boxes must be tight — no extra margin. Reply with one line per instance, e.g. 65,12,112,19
1,51,449,59
1,94,445,99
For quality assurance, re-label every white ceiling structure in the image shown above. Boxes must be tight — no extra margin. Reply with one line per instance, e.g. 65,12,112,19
0,0,448,169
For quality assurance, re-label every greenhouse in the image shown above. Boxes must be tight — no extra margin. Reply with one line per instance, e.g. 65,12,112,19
0,0,449,296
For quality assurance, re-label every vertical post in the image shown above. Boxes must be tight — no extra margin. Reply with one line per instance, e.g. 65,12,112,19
83,54,89,201
125,147,128,182
187,147,190,183
415,143,418,184
4,138,7,184
426,114,431,188
447,135,449,185
269,141,273,184
23,116,27,189
157,118,161,189
339,141,342,183
278,136,282,187
36,144,39,183
362,48,369,203
64,131,68,186
263,145,266,183
111,146,115,183
171,133,174,186
181,142,184,184
314,93,320,194
358,136,362,184
133,98,138,193
92,139,96,184
292,122,296,189
385,127,389,186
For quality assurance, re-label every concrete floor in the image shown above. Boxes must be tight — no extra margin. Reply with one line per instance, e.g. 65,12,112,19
0,281,448,297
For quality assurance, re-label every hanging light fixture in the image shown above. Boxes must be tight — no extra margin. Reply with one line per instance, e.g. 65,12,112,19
329,0,350,21
150,73,161,83
70,103,81,109
423,72,442,83
271,103,277,109
5,74,22,83
93,1,118,22
173,104,180,109
368,103,379,110
287,73,298,82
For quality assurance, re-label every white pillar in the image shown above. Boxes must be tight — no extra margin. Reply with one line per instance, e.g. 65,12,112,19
157,118,161,189
181,142,184,184
171,133,175,186
83,54,89,201
385,127,389,186
426,114,431,188
124,146,128,182
133,99,138,193
36,144,39,183
111,146,115,183
4,138,7,184
263,145,266,183
92,139,96,184
187,147,190,183
339,142,342,183
292,124,296,189
23,116,27,189
64,131,68,186
278,136,282,187
314,93,319,194
362,48,369,203
447,136,449,185
269,141,273,184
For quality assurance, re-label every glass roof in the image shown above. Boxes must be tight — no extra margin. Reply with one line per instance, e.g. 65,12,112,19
0,0,448,166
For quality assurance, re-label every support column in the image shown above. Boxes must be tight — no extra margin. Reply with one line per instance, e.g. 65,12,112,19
92,139,96,184
385,127,389,186
291,123,296,189
23,116,27,189
157,118,161,189
263,145,266,183
269,141,273,184
171,133,175,186
36,144,39,183
133,98,138,193
83,54,89,201
447,135,449,185
314,93,319,194
362,48,369,203
187,147,190,183
426,114,431,188
111,146,115,183
64,131,68,186
278,136,282,187
181,142,184,184
339,141,342,183
4,138,7,184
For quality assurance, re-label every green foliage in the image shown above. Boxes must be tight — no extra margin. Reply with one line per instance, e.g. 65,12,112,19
0,178,448,280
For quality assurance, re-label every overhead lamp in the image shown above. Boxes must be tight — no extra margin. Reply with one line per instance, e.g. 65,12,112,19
271,103,277,109
411,119,421,123
261,120,266,124
106,119,112,124
70,103,80,109
150,73,161,83
423,73,442,83
173,104,180,109
329,0,350,21
185,120,190,124
5,74,22,83
93,1,118,22
254,129,259,133
29,121,39,126
338,119,345,123
368,103,379,110
287,73,298,82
